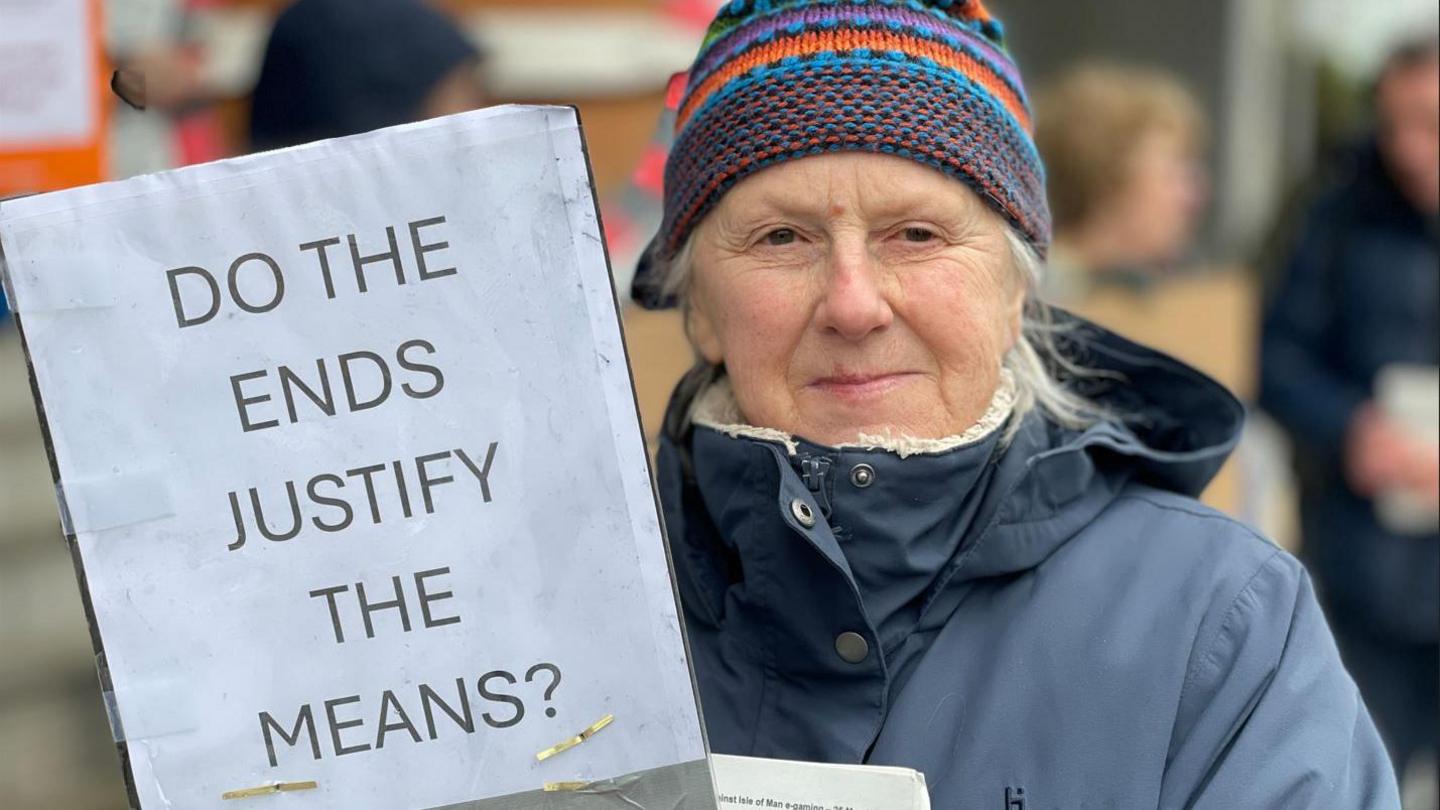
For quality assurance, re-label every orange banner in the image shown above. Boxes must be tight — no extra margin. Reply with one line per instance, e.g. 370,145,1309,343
0,0,108,196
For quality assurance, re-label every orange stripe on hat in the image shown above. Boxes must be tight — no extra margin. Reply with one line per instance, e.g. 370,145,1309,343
963,0,994,24
676,28,1031,134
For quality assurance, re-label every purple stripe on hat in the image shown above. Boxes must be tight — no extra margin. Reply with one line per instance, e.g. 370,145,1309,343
690,2,1025,98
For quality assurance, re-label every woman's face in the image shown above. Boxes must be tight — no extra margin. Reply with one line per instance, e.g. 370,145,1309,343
687,153,1025,446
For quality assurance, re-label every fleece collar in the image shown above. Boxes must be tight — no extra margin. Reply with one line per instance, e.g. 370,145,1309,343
688,370,1018,458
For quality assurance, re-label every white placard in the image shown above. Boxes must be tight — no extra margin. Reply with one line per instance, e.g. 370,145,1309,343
0,0,96,144
0,106,707,808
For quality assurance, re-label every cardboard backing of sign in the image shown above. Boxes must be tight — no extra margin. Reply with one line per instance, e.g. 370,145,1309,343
0,105,713,809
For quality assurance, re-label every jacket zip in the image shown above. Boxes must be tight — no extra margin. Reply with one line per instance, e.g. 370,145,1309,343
798,454,834,518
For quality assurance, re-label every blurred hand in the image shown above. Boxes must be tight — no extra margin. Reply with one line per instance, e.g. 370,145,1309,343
113,47,203,112
1346,403,1440,505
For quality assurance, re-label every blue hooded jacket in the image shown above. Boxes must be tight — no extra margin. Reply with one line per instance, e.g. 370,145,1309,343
657,321,1398,807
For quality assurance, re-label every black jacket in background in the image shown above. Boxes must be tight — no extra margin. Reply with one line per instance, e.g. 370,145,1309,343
248,0,478,152
1260,140,1440,642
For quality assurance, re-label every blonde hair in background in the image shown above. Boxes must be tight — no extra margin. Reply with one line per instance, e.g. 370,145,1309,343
1034,62,1208,231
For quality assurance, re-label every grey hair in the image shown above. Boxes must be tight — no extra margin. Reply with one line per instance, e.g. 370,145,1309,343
659,226,1114,441
999,229,1115,440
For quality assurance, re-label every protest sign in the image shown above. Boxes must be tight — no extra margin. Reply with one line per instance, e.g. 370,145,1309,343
0,105,711,808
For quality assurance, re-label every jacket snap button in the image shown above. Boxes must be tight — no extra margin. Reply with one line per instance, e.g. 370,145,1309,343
835,632,869,664
849,463,875,488
790,498,816,528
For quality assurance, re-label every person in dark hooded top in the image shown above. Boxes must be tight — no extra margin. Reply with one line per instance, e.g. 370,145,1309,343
630,1,1399,806
248,0,486,152
1261,38,1438,785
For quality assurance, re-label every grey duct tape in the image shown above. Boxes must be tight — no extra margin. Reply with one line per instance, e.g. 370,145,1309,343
425,759,716,810
57,470,175,536
0,242,120,313
101,680,199,744
101,689,127,744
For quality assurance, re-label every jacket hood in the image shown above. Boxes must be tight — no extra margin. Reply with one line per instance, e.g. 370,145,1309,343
1056,314,1244,498
928,315,1243,584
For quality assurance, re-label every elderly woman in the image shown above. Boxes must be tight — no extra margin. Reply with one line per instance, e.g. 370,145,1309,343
630,1,1399,806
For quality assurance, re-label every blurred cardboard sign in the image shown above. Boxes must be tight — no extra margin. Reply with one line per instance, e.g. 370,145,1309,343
0,0,107,195
0,106,710,809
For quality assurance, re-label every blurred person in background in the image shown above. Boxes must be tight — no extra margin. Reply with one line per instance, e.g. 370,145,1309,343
105,0,264,173
248,0,487,152
1034,63,1210,304
1260,35,1439,787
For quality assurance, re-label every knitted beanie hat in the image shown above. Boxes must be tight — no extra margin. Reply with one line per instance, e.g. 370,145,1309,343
631,0,1049,309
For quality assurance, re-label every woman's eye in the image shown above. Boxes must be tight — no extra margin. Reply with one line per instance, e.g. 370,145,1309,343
902,227,936,243
763,228,797,246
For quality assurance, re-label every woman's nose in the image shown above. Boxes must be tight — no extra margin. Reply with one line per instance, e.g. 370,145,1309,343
815,246,893,341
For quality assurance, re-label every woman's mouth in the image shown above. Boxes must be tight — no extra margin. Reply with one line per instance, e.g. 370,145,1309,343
807,372,921,401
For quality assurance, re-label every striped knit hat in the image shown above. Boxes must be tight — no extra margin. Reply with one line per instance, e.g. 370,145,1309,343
632,0,1049,309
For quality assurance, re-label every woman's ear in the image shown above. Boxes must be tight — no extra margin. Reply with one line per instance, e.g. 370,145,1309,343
1003,286,1026,351
686,291,725,365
